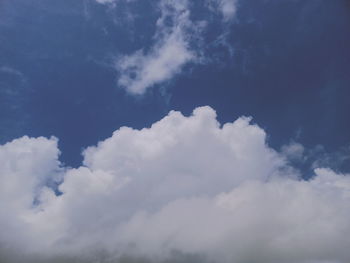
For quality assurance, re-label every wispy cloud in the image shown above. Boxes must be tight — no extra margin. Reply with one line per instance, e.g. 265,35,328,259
116,0,197,95
208,0,238,22
0,66,25,80
94,0,239,95
95,0,119,4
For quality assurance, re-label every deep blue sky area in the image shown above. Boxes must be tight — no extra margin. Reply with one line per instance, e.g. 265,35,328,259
0,0,349,173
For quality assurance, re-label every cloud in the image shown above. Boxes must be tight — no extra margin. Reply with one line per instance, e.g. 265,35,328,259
116,0,197,95
208,0,238,22
0,66,24,78
281,141,305,161
1,107,350,263
94,0,239,94
95,0,114,4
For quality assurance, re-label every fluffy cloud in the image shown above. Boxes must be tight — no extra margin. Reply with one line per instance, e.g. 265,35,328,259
0,136,62,258
0,107,349,263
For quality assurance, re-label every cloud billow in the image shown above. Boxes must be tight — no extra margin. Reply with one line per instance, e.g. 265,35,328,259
0,106,349,263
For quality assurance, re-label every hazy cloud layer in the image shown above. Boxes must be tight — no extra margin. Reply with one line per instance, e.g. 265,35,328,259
0,106,349,263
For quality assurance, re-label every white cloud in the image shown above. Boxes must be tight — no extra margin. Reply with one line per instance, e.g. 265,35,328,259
0,66,24,78
1,107,350,263
94,0,132,4
281,141,305,161
217,0,238,21
0,136,62,255
208,0,238,22
93,0,240,94
116,0,196,95
95,0,114,3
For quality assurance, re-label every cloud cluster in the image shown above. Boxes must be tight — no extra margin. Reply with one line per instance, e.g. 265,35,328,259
0,106,349,263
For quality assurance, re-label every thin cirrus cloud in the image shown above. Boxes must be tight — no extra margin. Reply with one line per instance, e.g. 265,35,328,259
96,0,238,95
0,106,349,263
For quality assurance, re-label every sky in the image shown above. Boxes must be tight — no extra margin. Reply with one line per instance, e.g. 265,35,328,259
0,0,350,263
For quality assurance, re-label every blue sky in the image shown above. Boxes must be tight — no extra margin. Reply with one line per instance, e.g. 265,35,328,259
1,1,350,262
1,0,349,171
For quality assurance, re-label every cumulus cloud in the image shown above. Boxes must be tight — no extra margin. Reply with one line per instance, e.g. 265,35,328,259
0,106,349,263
